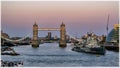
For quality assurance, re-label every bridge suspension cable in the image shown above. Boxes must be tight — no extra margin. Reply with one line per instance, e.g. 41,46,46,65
1,33,31,42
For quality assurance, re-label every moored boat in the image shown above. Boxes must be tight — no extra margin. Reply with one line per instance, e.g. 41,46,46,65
1,47,20,56
72,46,105,55
2,52,20,56
72,32,106,55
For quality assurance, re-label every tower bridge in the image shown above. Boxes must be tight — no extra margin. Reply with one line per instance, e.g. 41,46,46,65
2,22,80,48
32,22,67,48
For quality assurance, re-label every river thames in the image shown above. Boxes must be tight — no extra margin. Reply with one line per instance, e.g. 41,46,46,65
1,43,119,67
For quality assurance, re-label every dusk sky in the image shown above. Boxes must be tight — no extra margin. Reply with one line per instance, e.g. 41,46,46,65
1,1,119,38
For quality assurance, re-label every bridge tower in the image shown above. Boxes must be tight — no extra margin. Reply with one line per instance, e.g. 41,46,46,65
59,22,67,47
32,22,39,47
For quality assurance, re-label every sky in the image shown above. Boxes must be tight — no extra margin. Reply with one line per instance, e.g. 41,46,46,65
1,1,119,38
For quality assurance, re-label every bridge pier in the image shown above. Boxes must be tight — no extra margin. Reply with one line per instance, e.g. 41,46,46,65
32,22,39,47
32,40,39,47
59,22,67,47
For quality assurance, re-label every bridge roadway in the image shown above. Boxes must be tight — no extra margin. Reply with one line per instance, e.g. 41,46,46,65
38,28,60,31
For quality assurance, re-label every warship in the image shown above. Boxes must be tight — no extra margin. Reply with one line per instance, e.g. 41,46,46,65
72,32,106,55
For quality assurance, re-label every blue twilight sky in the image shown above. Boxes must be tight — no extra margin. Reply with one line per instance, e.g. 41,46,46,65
1,1,119,38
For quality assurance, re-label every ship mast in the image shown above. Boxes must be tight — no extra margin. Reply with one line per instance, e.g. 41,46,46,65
106,14,110,36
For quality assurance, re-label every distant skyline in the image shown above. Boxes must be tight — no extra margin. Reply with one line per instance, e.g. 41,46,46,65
1,1,119,38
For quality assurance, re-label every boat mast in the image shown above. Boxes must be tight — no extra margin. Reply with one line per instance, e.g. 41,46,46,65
106,14,110,36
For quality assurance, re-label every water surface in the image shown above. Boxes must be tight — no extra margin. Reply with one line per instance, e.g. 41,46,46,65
1,43,119,67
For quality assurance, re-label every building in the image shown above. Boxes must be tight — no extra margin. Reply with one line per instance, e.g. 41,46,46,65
105,24,119,51
54,35,58,40
47,32,51,40
106,24,119,44
10,37,21,40
1,30,9,39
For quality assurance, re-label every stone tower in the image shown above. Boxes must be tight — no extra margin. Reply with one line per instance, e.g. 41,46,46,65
59,22,67,47
32,22,39,47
